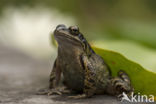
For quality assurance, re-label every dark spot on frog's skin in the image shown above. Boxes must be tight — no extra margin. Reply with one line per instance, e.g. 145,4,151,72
89,78,95,83
113,79,123,86
78,34,84,41
87,65,96,74
79,55,85,70
90,72,96,76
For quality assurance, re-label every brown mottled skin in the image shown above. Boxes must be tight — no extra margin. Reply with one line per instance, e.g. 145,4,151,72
38,24,133,99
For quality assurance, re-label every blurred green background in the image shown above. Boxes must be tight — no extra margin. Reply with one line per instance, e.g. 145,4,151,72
0,0,156,71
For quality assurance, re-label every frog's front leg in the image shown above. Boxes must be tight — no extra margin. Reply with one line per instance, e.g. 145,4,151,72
37,58,69,95
49,58,61,89
106,70,133,98
69,55,96,99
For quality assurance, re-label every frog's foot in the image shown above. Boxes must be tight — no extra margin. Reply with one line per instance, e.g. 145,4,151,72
111,70,133,96
117,93,125,101
68,94,87,99
36,88,62,95
37,87,71,96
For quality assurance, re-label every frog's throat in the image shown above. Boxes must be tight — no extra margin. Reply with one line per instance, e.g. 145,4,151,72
55,31,95,57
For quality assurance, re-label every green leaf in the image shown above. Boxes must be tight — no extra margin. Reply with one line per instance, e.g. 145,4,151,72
93,40,156,72
92,46,156,96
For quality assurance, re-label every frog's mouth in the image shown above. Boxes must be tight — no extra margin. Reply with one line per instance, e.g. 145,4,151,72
54,25,83,46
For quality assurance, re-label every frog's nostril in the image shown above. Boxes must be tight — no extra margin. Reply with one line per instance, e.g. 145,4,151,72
56,24,66,31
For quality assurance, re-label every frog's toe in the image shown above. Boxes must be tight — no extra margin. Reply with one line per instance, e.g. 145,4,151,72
115,83,127,93
117,93,124,101
111,77,130,94
118,70,130,83
47,89,62,96
36,88,50,95
36,88,62,95
115,81,133,96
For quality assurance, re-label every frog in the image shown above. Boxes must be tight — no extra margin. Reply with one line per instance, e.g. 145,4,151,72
38,24,133,99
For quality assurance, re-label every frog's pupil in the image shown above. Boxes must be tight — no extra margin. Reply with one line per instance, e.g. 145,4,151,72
73,29,77,32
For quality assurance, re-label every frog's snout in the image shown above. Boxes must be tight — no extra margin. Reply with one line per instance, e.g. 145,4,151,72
56,24,67,31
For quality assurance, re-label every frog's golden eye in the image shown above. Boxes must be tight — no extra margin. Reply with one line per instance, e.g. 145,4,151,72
69,26,79,35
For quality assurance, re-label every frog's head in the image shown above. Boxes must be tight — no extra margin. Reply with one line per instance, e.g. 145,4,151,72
54,24,94,55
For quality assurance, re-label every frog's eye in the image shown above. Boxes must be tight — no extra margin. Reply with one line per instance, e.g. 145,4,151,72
69,26,79,35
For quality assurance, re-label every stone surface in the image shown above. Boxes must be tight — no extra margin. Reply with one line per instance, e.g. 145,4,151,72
0,45,151,104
